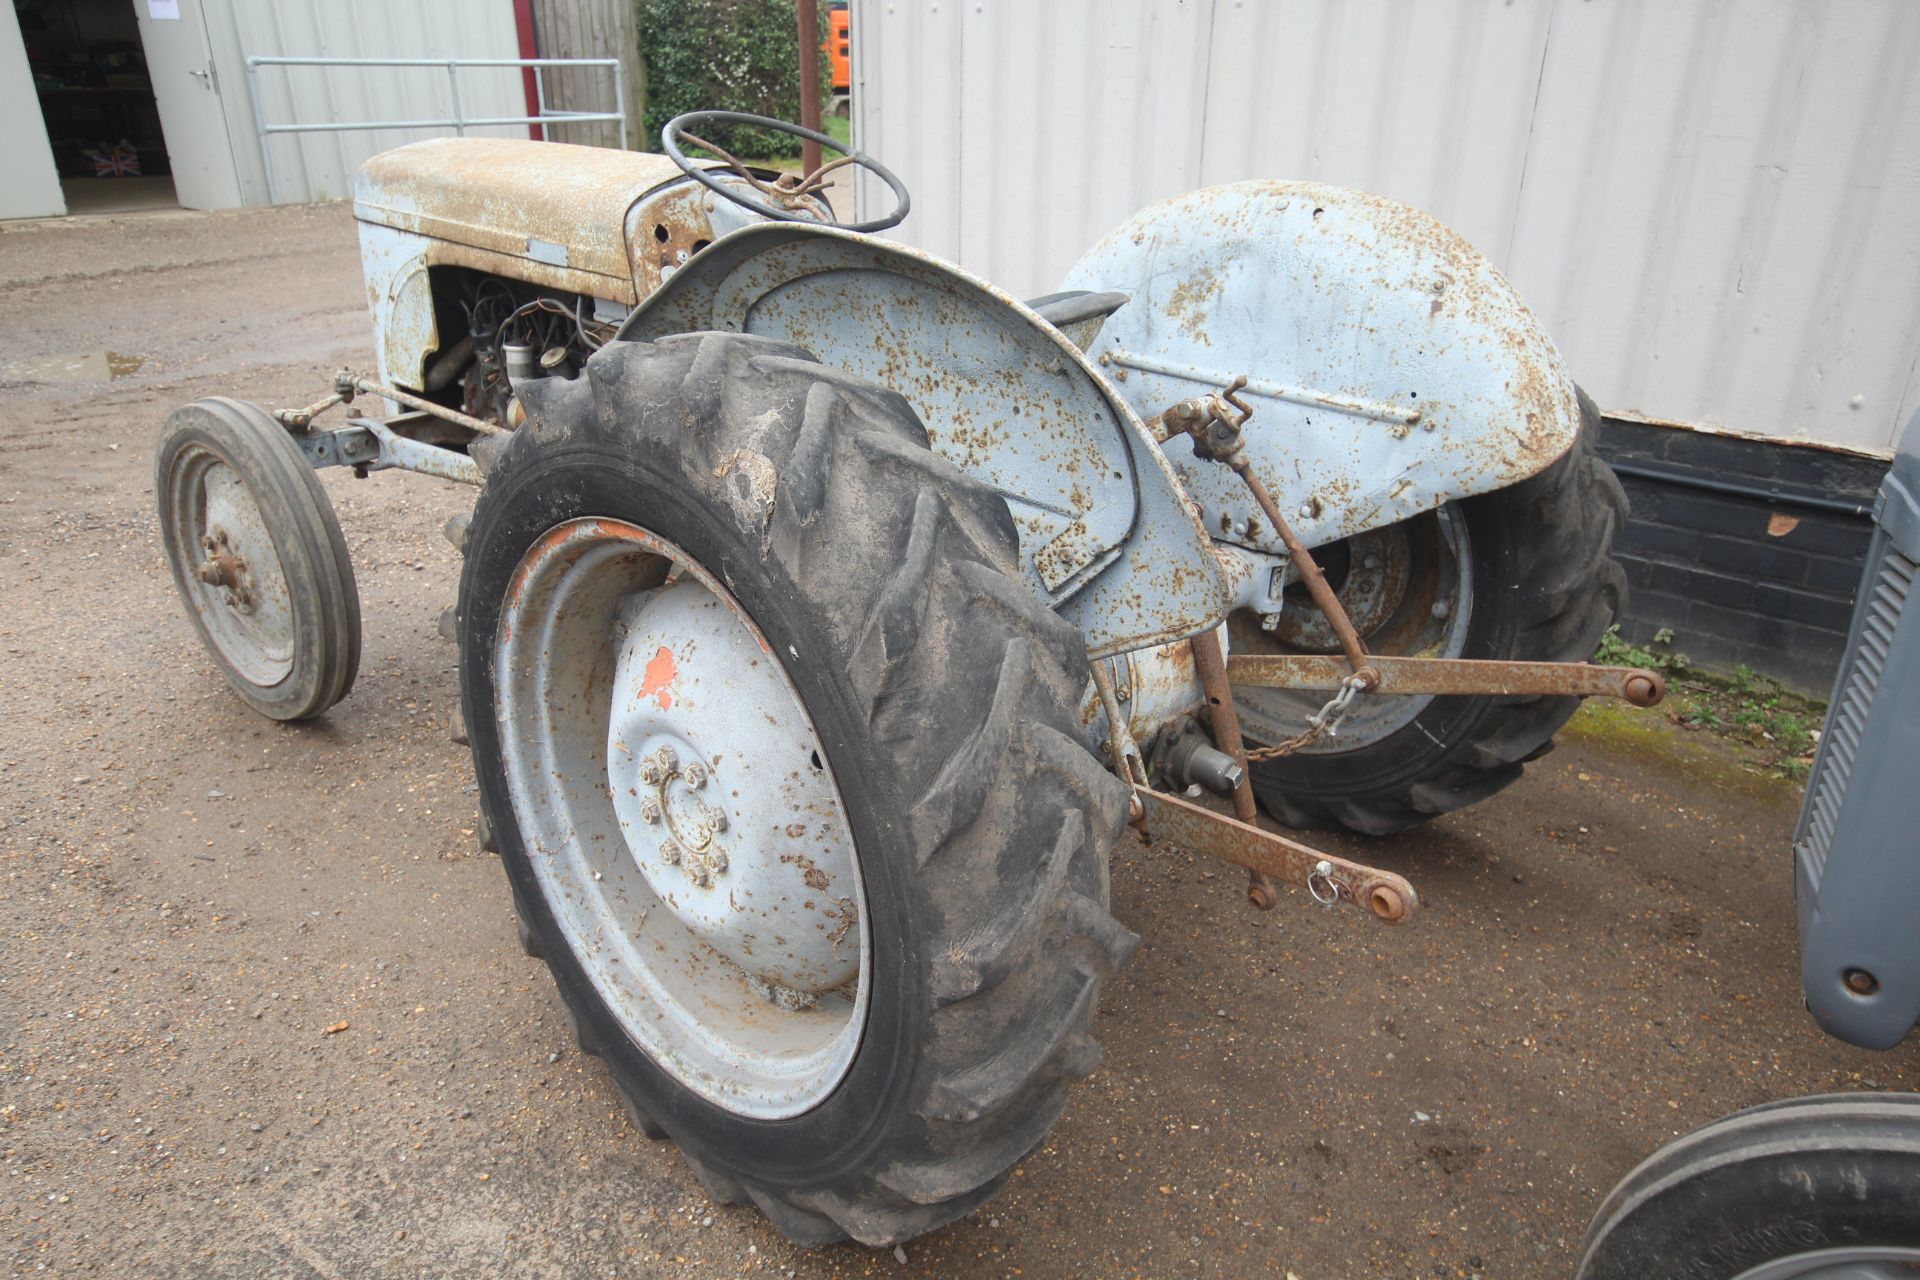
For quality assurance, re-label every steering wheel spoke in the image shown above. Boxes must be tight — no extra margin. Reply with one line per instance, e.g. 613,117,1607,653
662,110,910,234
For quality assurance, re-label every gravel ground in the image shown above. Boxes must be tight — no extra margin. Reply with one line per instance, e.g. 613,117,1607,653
1,201,1912,1279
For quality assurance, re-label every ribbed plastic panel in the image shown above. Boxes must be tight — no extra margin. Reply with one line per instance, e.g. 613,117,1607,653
1799,544,1915,883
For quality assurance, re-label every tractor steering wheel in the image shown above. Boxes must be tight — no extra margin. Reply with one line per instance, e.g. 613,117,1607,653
662,110,910,235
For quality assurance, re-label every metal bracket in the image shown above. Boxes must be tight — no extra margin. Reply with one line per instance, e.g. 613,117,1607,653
1226,653,1666,707
294,415,482,486
1132,786,1417,924
1107,348,1424,436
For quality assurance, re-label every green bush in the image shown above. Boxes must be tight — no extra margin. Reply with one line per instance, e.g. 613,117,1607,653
637,0,830,158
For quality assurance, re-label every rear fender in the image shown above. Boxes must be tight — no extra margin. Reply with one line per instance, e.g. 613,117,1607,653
617,223,1229,657
1060,182,1584,553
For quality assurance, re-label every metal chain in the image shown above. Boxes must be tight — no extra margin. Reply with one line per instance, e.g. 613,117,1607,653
1244,673,1369,762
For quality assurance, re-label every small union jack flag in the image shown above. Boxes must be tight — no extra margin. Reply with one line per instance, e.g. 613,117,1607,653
89,148,141,178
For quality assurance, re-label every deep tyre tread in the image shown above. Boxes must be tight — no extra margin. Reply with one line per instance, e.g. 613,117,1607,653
1251,391,1628,834
457,333,1134,1247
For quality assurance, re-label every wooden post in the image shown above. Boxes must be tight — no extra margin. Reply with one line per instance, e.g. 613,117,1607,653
797,0,822,173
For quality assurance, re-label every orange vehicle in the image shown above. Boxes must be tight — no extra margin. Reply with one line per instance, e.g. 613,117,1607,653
827,3,850,97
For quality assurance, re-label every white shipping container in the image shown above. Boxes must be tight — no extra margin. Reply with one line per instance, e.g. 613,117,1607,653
850,0,1920,455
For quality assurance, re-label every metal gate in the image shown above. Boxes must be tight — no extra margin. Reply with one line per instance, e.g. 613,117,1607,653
245,54,627,204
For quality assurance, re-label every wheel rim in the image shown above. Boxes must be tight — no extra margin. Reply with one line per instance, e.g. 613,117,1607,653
495,518,869,1119
1231,506,1473,753
164,444,296,687
1730,1246,1920,1279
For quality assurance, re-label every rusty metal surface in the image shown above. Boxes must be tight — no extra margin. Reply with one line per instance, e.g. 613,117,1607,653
353,141,749,392
1133,787,1416,924
354,138,689,282
624,182,725,299
1232,456,1374,679
1060,181,1585,558
293,416,483,487
1080,634,1207,756
1088,656,1148,786
354,418,484,487
1188,628,1277,911
1227,653,1667,707
618,222,1231,657
1229,507,1476,756
348,375,504,437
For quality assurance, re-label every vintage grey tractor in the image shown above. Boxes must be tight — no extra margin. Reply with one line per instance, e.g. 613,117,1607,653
155,112,1663,1246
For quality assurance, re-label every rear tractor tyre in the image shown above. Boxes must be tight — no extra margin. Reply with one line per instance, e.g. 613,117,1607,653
457,333,1137,1246
1238,392,1627,835
156,397,360,721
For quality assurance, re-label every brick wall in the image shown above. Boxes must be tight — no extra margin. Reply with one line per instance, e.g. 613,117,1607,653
1597,419,1888,695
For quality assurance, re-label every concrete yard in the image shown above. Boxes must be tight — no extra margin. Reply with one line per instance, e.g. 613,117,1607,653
1,202,1913,1279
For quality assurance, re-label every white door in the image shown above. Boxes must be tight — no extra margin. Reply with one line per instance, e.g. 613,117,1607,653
0,4,64,218
134,0,241,209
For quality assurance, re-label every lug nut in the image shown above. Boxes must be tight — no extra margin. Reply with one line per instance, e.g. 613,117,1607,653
658,839,682,866
704,805,728,834
637,798,662,824
682,761,708,789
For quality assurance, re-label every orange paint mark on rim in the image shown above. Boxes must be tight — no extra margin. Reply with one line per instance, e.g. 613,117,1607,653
638,645,677,711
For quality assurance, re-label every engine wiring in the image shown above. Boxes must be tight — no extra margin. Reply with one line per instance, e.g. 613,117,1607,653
453,279,618,425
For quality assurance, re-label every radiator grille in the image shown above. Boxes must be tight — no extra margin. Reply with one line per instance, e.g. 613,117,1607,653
1798,542,1915,885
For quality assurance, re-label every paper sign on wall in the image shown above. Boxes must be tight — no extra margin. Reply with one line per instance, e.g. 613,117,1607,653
148,0,181,19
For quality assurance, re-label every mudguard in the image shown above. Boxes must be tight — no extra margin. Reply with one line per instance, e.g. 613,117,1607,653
617,222,1229,658
1059,181,1585,555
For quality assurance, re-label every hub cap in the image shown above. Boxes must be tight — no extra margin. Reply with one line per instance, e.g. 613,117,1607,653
164,449,295,686
495,519,868,1118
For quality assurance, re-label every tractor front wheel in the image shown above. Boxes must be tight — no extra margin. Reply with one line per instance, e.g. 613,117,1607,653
156,397,360,721
456,333,1136,1245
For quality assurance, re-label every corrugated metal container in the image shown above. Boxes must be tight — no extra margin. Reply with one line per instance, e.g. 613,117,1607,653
851,0,1920,454
199,0,530,205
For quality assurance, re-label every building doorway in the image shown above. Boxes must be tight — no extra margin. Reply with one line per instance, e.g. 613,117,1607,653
14,0,179,214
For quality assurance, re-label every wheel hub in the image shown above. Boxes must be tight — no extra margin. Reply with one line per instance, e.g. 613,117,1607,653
495,519,870,1118
629,741,731,888
605,578,861,997
1234,506,1472,753
167,452,296,687
196,527,258,610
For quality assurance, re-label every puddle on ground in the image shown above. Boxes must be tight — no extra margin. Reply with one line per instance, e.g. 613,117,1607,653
3,351,144,383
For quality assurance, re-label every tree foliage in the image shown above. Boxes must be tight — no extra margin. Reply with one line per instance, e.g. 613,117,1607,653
637,0,830,157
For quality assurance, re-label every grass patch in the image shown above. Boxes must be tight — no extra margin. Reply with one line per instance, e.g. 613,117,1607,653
736,114,852,172
667,116,854,175
1590,625,1825,783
